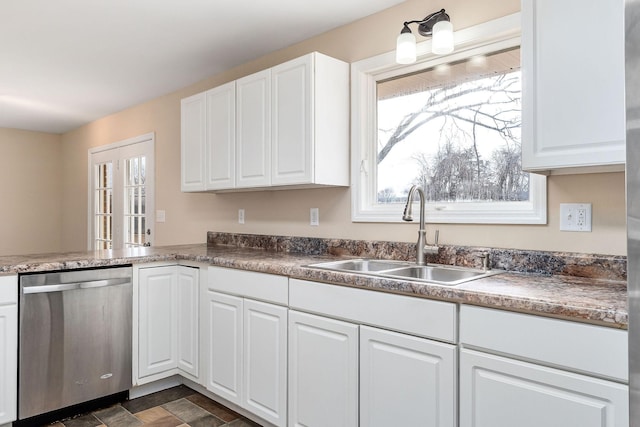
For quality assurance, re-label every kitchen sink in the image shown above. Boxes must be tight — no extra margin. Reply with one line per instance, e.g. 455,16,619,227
379,265,501,285
307,259,503,286
308,259,411,273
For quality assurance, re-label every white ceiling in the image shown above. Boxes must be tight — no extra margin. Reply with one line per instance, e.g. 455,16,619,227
0,0,405,134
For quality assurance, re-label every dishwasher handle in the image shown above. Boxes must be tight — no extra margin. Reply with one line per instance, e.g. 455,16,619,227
22,277,131,294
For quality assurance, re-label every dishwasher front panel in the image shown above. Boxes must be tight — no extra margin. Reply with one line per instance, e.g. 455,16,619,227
18,267,132,420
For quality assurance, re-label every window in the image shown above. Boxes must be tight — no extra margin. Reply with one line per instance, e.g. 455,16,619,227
89,133,155,250
351,13,546,224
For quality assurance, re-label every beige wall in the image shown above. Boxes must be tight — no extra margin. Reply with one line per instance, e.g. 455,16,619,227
59,0,628,256
0,128,62,255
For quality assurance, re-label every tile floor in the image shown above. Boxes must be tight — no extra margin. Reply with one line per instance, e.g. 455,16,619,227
47,386,262,427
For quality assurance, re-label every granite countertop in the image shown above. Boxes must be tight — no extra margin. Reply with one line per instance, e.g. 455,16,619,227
0,243,627,329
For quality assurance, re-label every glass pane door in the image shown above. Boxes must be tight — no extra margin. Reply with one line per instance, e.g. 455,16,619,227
89,133,154,250
124,155,148,247
94,162,113,249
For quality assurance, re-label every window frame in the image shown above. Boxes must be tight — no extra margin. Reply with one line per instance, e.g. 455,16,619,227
350,12,547,224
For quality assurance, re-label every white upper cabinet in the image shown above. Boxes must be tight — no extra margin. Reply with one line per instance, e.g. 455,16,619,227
181,83,235,191
206,82,236,190
521,0,625,174
271,52,349,186
237,69,272,188
181,52,349,191
180,92,207,191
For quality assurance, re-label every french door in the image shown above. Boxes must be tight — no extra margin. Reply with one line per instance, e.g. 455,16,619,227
89,133,155,250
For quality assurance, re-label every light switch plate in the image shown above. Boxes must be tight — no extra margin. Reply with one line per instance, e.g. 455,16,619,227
560,203,592,232
156,210,166,223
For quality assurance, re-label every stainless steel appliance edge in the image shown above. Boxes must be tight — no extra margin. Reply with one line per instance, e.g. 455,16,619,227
626,0,640,423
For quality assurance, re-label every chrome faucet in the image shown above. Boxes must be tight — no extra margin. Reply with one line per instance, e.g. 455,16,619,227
402,185,439,265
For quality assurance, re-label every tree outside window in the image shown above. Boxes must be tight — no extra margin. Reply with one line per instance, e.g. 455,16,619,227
376,47,527,205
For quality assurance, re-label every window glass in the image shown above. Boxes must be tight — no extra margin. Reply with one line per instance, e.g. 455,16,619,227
376,47,525,204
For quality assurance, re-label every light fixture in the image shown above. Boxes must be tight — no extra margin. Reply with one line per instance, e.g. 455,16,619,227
395,9,454,64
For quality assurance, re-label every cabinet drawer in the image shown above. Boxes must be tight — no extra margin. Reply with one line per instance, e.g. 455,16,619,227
0,275,17,305
289,279,456,343
460,305,628,382
208,267,288,305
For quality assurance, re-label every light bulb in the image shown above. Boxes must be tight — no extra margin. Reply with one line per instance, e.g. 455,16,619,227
432,20,454,54
396,31,417,64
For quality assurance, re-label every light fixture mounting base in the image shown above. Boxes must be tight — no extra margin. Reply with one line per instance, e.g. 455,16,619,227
417,9,449,37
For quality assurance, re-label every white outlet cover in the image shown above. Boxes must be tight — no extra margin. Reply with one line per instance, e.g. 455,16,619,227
156,210,166,223
310,208,319,226
559,203,592,232
238,208,245,224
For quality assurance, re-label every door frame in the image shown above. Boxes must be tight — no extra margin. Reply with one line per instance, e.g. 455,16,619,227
87,132,155,250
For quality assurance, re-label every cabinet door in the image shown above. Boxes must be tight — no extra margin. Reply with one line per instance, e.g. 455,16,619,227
206,291,243,405
0,304,17,424
459,349,629,427
271,54,312,185
236,69,271,188
177,266,199,377
206,82,236,190
243,299,287,427
288,310,358,427
181,92,207,191
360,326,456,427
138,266,178,378
521,0,625,172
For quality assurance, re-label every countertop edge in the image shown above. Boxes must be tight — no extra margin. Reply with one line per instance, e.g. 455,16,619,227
0,245,627,329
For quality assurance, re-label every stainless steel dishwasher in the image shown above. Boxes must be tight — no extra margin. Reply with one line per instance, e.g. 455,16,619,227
18,266,132,421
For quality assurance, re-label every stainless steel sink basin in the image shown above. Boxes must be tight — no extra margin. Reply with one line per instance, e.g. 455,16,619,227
307,259,502,286
308,259,411,273
380,265,501,285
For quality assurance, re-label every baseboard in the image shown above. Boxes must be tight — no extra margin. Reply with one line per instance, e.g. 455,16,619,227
129,375,183,399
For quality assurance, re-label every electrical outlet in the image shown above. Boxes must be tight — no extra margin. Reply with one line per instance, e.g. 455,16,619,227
310,208,319,226
238,209,245,224
156,210,166,223
560,203,592,232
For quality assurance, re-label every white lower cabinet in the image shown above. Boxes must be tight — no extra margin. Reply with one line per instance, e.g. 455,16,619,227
460,349,628,427
243,299,287,425
176,266,200,377
288,310,359,427
133,268,630,427
0,275,17,425
288,279,458,427
206,267,288,427
206,291,243,404
137,265,199,383
459,305,629,427
360,325,456,427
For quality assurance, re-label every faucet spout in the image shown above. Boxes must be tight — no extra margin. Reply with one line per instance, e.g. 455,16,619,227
403,185,438,265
